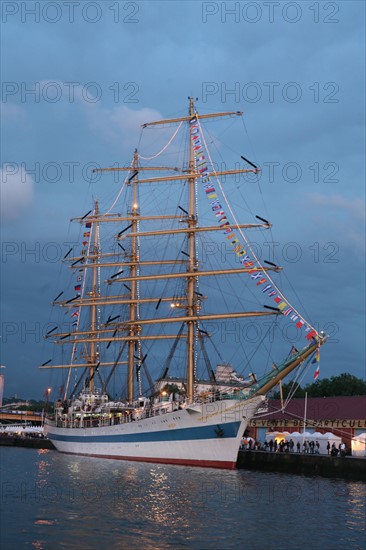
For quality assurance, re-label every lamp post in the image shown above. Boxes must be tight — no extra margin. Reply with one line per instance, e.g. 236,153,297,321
0,366,6,408
45,387,52,414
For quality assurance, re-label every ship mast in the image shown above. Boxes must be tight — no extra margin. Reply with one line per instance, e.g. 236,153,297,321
127,150,139,402
187,97,198,402
88,200,99,391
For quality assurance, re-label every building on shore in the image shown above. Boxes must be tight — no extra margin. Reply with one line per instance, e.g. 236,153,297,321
248,395,366,449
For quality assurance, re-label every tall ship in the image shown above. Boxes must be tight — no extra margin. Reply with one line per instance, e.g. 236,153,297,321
41,99,326,469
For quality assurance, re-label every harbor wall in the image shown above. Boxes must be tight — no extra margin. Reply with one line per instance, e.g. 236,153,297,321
0,436,55,450
237,450,366,481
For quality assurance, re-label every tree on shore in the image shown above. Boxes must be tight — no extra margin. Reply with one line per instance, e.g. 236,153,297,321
273,373,366,399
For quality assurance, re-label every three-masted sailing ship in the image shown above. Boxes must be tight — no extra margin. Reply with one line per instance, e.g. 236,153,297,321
41,99,326,468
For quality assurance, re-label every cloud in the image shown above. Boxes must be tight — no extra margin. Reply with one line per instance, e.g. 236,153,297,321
0,102,26,121
26,80,163,152
307,192,365,221
82,103,164,152
304,192,366,253
0,165,34,224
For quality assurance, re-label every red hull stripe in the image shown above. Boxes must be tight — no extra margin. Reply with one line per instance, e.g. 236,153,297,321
60,451,237,470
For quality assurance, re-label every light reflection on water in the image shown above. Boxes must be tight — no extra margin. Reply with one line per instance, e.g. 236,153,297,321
0,448,365,550
344,483,366,530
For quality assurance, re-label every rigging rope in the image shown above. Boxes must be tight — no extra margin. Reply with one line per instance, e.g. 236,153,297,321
105,122,183,216
104,151,136,215
139,121,183,160
104,175,128,215
65,208,96,399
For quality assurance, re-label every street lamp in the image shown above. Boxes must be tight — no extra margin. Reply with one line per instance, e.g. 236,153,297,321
0,366,5,408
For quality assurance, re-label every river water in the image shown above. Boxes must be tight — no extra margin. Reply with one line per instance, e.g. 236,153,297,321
0,447,365,549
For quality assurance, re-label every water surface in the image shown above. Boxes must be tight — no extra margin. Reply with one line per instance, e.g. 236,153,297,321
1,448,365,549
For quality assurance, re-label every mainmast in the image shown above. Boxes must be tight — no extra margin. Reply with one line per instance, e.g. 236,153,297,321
127,150,139,402
88,200,99,391
187,97,197,402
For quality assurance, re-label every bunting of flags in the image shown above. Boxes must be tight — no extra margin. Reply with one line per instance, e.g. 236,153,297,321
312,344,321,379
189,116,317,340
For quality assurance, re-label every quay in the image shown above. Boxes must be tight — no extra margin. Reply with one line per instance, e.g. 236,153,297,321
0,435,55,450
0,411,43,424
237,449,366,481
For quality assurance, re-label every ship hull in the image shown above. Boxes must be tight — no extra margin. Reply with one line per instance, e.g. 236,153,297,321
44,395,264,469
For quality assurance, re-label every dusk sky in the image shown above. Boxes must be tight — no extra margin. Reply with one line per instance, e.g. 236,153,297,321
1,0,365,399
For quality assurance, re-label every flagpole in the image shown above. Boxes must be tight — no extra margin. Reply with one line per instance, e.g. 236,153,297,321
302,391,308,443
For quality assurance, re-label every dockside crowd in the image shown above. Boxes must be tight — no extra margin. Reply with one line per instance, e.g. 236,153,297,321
240,438,348,456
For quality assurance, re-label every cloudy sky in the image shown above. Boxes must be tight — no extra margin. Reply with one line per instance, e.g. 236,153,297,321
1,0,365,399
